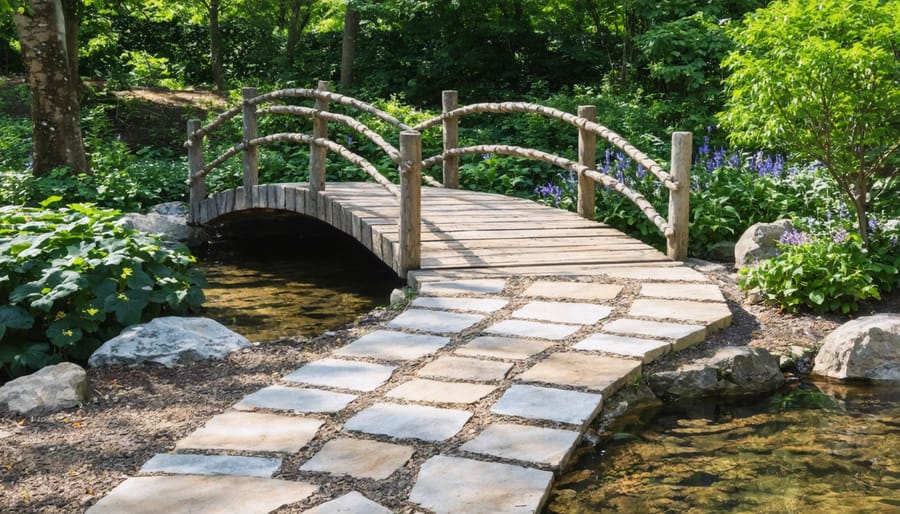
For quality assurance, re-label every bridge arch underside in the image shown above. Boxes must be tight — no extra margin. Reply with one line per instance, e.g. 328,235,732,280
197,182,674,279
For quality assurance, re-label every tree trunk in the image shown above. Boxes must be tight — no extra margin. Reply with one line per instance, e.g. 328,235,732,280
340,5,360,90
13,0,89,176
286,0,314,66
209,0,225,92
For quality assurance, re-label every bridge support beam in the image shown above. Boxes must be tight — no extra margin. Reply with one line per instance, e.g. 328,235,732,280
242,87,259,207
577,105,597,220
667,131,692,260
442,90,459,188
310,81,330,203
399,131,422,277
187,119,205,225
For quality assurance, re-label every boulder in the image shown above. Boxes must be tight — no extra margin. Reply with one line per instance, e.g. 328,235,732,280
149,201,190,217
813,314,900,381
734,219,792,269
0,362,89,415
650,347,784,399
708,241,736,262
122,202,206,246
89,317,251,368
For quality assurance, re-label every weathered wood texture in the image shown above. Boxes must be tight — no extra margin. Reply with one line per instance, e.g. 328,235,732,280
197,182,672,277
577,105,597,220
442,90,459,188
399,131,422,276
667,132,692,260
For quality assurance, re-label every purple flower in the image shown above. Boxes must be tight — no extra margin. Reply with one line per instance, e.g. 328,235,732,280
832,229,848,244
534,183,563,207
868,217,878,233
779,229,807,246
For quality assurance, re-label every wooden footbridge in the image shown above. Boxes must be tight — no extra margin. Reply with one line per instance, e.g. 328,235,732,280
185,82,693,279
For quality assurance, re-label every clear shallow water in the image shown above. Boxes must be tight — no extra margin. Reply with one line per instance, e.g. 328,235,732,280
548,380,900,514
196,216,402,342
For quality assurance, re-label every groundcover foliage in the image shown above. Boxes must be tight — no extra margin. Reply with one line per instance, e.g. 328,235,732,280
0,199,205,380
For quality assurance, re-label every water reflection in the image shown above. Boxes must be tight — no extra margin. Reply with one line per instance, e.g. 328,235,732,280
548,380,900,513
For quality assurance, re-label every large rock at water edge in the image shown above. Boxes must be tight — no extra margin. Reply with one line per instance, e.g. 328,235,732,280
0,362,89,415
813,314,900,381
88,317,251,368
650,347,784,399
122,202,206,246
734,219,792,269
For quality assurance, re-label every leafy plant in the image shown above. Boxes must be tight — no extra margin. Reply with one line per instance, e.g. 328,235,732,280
0,199,206,380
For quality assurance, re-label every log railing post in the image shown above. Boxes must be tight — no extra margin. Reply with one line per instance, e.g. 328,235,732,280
399,130,422,277
667,131,692,260
310,80,330,198
577,105,597,219
187,119,205,224
241,87,259,206
442,90,459,188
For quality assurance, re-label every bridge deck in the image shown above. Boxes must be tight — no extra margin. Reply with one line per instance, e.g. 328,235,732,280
198,182,675,278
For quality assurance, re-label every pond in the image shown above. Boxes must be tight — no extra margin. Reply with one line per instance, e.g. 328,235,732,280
547,379,900,513
195,215,403,342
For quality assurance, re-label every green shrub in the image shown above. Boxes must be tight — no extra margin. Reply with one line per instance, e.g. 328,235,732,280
0,199,205,380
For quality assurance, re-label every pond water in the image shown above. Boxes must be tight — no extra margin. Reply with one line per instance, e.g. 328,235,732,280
547,379,900,513
195,215,402,342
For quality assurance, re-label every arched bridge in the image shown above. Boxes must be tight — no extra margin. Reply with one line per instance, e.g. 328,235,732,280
185,83,693,280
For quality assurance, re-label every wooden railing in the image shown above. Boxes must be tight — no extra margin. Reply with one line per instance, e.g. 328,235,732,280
185,82,691,277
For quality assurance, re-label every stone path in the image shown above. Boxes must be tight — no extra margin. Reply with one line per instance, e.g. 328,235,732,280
87,265,731,513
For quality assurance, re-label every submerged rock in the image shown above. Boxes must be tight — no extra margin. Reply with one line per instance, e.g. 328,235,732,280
650,347,784,399
813,314,900,381
89,317,251,368
0,362,89,415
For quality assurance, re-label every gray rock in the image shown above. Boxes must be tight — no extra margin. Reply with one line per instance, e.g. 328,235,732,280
813,314,900,381
88,317,251,368
122,203,206,246
149,201,190,217
708,241,736,262
389,288,407,305
734,219,793,269
650,347,784,399
0,362,89,415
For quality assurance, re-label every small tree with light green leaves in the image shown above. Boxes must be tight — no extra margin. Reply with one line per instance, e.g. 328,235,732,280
718,0,899,244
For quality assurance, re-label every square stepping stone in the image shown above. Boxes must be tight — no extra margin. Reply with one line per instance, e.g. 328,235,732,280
282,358,396,391
140,454,281,478
86,476,317,514
459,423,581,468
524,281,622,301
335,330,450,361
299,438,414,480
455,335,554,360
629,299,733,331
574,334,671,364
484,319,579,340
640,282,725,302
512,301,612,325
418,279,506,296
417,355,512,382
603,318,706,351
387,309,484,333
344,402,471,442
234,385,356,413
176,411,323,453
303,492,391,514
386,379,495,404
409,455,553,514
412,296,508,313
490,384,602,426
602,266,708,282
518,352,641,395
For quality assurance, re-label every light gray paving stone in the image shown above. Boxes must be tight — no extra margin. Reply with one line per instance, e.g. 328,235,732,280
386,379,495,404
459,423,581,468
484,319,579,340
412,296,508,313
234,385,356,413
139,453,281,478
640,282,725,302
344,402,471,442
574,334,671,364
490,384,602,426
175,411,323,453
417,355,513,382
512,301,612,325
523,281,623,301
455,335,554,360
282,358,396,391
387,309,484,333
303,492,391,514
603,266,708,282
518,352,641,395
299,438,414,480
409,455,553,514
86,476,317,514
603,318,706,351
334,330,450,361
629,299,733,331
418,278,506,296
